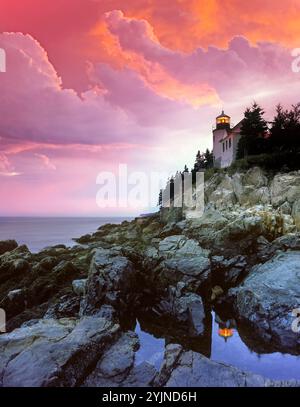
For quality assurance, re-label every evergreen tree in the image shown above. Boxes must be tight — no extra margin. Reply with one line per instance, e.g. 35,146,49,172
269,104,287,152
270,103,300,153
194,150,206,171
204,148,214,168
158,189,162,208
237,102,268,158
285,104,300,152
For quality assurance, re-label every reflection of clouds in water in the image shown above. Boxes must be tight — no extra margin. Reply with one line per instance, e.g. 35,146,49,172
145,351,164,367
212,312,300,380
135,321,165,370
135,313,300,381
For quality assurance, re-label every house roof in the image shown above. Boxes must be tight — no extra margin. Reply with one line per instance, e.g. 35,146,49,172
218,119,244,143
231,119,244,131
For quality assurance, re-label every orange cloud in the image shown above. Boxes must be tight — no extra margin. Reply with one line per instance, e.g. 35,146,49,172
90,12,219,107
91,0,300,54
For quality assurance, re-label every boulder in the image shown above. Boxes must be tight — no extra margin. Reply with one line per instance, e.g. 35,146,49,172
232,168,270,207
1,289,28,318
0,256,31,284
270,172,300,207
231,251,300,353
0,240,18,255
52,261,78,283
156,236,211,293
0,316,120,387
83,330,157,387
210,206,296,255
156,285,206,336
208,175,237,209
272,233,300,251
81,248,136,315
154,344,299,387
242,167,268,188
83,331,139,385
38,256,58,271
75,234,92,244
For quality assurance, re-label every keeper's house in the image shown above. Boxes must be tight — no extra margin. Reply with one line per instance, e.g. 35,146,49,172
213,111,242,168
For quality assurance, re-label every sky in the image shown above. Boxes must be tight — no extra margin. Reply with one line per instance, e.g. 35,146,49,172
0,0,300,216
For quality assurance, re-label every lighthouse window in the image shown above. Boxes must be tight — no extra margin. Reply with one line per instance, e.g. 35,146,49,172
229,138,232,148
223,143,225,152
226,140,228,150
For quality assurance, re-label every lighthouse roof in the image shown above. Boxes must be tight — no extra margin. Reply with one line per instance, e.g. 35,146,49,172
216,110,230,119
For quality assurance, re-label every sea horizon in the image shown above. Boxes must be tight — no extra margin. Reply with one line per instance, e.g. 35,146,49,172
0,216,134,252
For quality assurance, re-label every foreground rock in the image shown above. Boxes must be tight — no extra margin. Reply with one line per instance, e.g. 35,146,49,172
80,248,137,316
154,344,300,387
0,317,120,387
231,251,300,354
83,331,156,387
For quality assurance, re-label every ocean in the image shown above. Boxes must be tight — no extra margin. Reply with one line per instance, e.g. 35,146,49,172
0,217,131,252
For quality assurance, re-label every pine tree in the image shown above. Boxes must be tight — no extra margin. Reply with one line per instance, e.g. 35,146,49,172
237,102,268,158
204,148,214,168
269,104,287,152
270,103,300,153
285,104,300,152
158,189,163,207
194,150,206,171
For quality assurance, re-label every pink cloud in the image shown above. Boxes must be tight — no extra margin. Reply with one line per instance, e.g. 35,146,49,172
104,10,298,104
34,153,56,170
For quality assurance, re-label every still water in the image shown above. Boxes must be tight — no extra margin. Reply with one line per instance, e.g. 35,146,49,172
135,312,300,381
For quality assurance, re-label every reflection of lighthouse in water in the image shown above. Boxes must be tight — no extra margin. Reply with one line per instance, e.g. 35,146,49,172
215,314,236,342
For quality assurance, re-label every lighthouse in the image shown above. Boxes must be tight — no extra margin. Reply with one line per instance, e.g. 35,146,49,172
213,110,242,168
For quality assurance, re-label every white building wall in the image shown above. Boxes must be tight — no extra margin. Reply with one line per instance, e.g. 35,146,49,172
220,136,234,168
213,128,227,168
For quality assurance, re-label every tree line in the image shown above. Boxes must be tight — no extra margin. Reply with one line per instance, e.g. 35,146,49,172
237,102,300,159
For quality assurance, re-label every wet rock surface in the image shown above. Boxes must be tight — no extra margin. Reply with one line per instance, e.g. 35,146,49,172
154,344,300,387
230,251,300,354
0,317,120,387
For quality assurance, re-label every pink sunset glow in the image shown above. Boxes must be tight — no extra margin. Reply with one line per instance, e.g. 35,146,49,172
1,1,300,215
